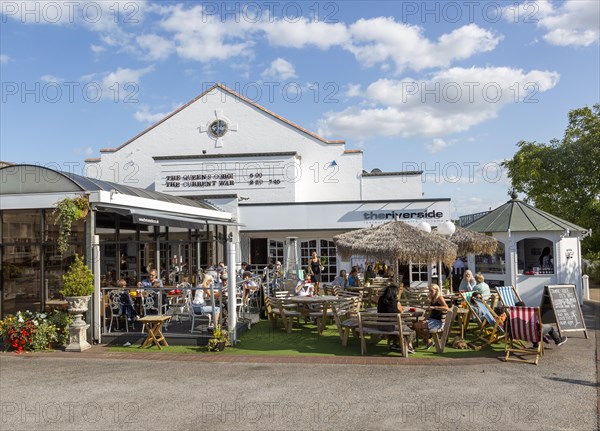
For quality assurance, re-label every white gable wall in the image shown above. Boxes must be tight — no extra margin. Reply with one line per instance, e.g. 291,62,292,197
86,87,365,202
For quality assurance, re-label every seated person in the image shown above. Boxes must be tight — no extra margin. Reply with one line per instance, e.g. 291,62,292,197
470,291,485,321
347,267,361,287
413,283,449,350
513,301,567,348
472,272,491,300
137,270,163,288
192,274,220,329
365,265,377,280
295,272,315,297
241,271,258,306
331,269,348,289
458,270,476,292
377,284,415,354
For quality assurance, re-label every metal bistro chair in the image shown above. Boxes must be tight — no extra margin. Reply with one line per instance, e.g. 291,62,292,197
107,290,133,333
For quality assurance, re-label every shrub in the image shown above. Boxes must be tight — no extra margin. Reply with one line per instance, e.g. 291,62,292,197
60,254,94,297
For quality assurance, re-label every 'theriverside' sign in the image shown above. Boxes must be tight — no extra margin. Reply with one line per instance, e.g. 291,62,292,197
363,210,444,221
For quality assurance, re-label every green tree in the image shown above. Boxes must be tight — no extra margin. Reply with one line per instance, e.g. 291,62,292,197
502,104,600,256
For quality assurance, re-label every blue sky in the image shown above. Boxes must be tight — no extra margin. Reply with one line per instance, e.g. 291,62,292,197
1,0,599,217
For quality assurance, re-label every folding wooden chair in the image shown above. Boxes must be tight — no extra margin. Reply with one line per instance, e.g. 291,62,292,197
496,286,523,307
505,306,543,365
357,312,414,357
467,299,506,351
460,292,485,332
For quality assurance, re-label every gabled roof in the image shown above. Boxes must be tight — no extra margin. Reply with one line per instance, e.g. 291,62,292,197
465,198,586,233
94,83,345,157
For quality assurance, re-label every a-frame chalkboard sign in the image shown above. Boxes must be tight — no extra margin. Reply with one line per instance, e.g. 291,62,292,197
539,285,588,338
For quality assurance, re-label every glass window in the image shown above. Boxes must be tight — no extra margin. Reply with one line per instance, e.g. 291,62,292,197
475,242,506,274
2,244,42,315
269,240,284,265
2,210,41,243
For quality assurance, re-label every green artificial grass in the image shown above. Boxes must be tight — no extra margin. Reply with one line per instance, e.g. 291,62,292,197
108,320,506,359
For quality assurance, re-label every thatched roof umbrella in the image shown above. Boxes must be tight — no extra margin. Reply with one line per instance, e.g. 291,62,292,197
438,225,499,257
334,221,458,277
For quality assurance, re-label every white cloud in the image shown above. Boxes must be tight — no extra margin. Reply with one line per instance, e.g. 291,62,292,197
90,44,106,53
160,4,256,62
82,66,154,101
136,34,173,61
262,18,349,49
346,19,501,73
134,105,170,123
73,147,94,156
507,0,599,47
100,66,153,99
425,138,449,154
40,74,63,83
261,58,297,80
0,54,12,64
345,83,362,98
318,67,560,139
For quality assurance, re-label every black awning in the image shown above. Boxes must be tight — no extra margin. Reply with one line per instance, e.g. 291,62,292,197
94,205,240,229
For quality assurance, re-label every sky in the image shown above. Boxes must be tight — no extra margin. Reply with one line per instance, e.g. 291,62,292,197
1,0,599,218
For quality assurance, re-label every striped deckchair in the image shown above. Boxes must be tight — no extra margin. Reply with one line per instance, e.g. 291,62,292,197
505,306,543,365
496,286,522,307
467,298,506,351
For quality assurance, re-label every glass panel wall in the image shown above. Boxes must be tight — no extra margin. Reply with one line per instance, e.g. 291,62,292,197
1,209,84,317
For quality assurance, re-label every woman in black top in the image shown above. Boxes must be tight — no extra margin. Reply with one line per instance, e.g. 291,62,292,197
377,284,414,353
308,251,322,295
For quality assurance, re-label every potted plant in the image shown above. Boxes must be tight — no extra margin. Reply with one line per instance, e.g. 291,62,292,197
207,324,230,352
60,254,94,352
54,195,89,255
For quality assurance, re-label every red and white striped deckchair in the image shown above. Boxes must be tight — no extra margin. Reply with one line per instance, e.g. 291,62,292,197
505,306,543,365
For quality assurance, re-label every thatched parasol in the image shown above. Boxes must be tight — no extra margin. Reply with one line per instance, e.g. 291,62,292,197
441,225,499,257
333,220,458,267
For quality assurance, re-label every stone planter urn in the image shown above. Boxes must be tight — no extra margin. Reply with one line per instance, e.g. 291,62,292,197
64,295,92,352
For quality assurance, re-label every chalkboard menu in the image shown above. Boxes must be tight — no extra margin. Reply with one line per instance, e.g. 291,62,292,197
540,285,588,338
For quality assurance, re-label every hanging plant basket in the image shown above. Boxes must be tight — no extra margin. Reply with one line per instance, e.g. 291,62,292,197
53,195,90,255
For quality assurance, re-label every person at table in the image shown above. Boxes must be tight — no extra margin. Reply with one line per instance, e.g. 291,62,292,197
377,284,415,354
331,269,348,290
413,283,449,350
348,267,362,287
138,270,163,288
307,251,322,295
472,272,491,300
242,271,258,307
295,272,315,297
458,270,475,292
193,274,220,330
365,265,377,280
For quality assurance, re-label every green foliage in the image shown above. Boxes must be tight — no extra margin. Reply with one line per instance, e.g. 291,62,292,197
502,104,600,255
60,254,94,297
47,310,73,346
53,195,89,255
207,324,230,351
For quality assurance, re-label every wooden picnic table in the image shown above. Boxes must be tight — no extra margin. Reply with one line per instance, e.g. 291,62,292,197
138,315,171,349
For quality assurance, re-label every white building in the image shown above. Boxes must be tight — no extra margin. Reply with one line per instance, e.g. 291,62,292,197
86,84,452,284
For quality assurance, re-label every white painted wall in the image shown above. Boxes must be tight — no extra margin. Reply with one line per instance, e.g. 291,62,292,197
361,174,423,199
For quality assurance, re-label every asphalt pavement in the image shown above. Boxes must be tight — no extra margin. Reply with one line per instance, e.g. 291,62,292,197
0,301,598,431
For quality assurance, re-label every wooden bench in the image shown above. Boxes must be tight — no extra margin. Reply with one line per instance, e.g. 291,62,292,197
357,312,414,357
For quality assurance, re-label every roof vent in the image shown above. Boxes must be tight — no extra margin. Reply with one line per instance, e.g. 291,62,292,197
371,168,382,173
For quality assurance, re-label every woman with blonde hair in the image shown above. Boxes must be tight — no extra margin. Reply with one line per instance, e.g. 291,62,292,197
413,283,449,350
458,269,475,291
193,273,220,330
472,272,491,300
